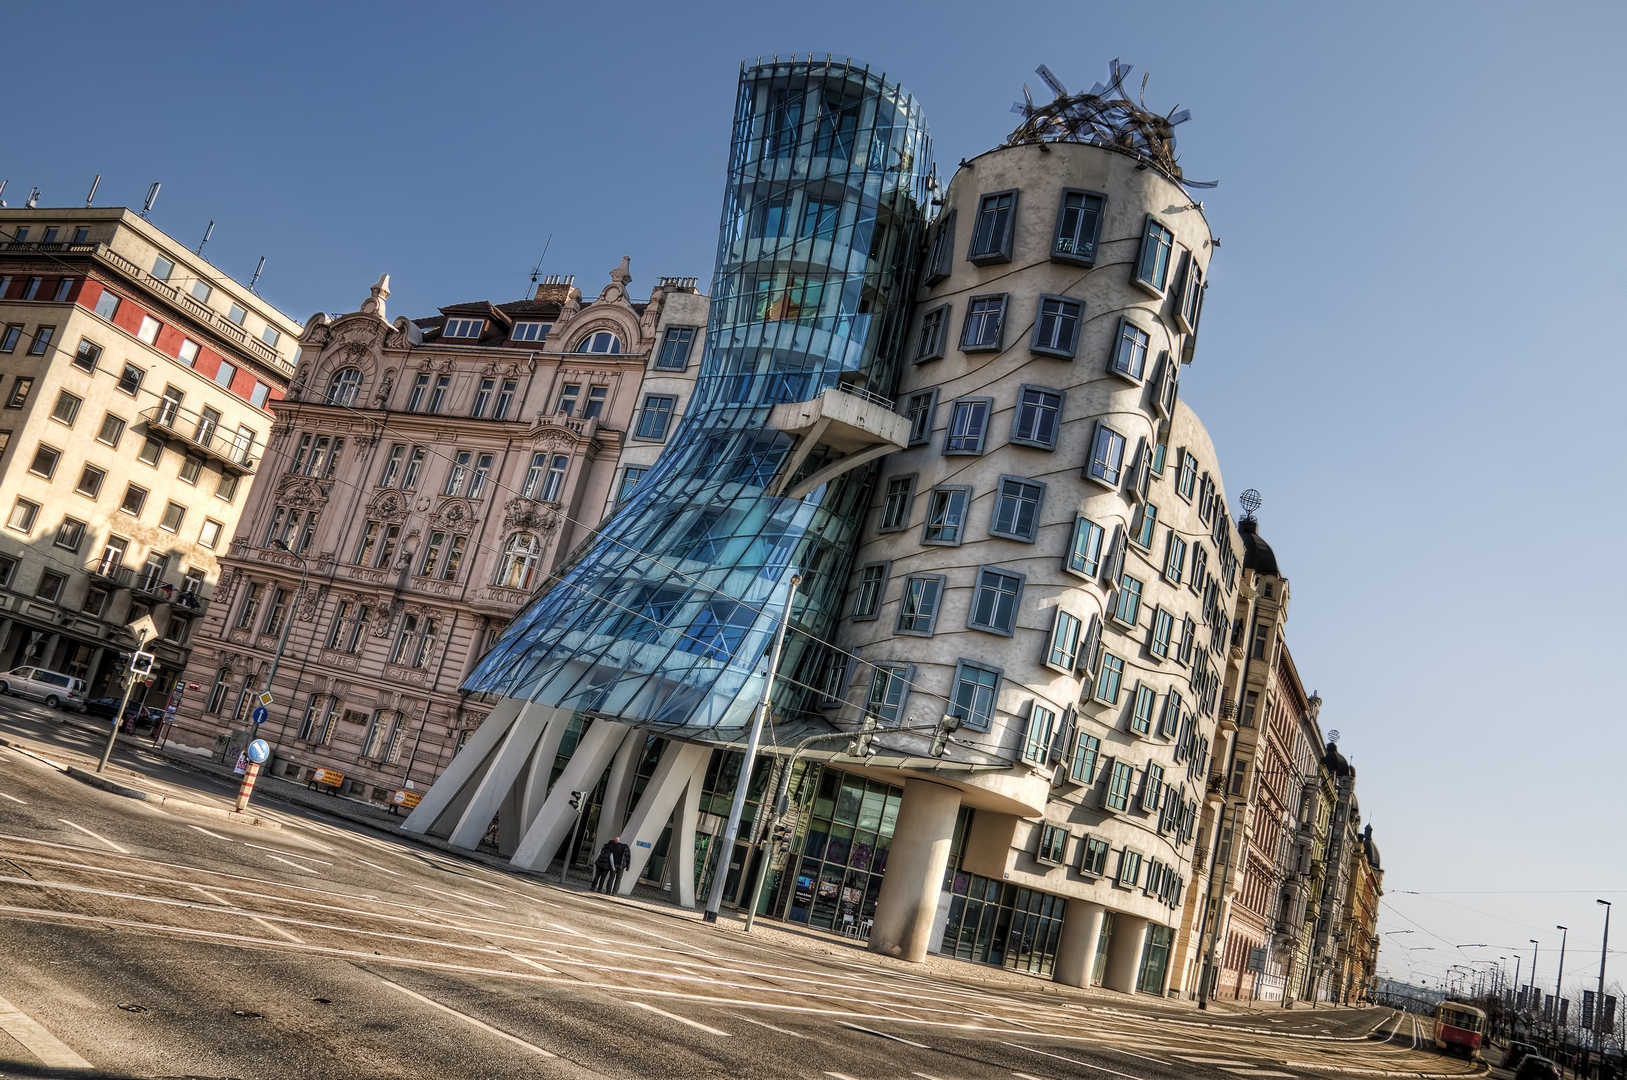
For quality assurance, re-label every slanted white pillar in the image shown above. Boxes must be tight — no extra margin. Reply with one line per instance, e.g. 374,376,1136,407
446,704,550,850
594,729,645,854
868,779,961,962
518,707,572,832
1053,899,1107,988
509,719,630,872
401,696,525,837
669,750,709,908
617,741,711,902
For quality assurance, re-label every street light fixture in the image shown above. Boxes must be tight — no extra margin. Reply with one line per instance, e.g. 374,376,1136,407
1555,925,1570,1042
1595,900,1612,1067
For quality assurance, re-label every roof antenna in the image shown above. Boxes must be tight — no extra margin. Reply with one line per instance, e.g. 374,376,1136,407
26,187,41,209
248,256,265,294
0,180,7,208
140,182,161,219
195,220,215,257
527,233,553,296
85,175,101,208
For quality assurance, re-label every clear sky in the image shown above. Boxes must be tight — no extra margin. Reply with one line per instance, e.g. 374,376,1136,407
7,0,1625,995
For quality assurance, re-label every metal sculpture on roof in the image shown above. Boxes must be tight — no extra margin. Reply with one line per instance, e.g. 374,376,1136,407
1007,60,1215,188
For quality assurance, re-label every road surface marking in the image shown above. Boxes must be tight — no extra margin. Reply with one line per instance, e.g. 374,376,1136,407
1221,1072,1299,1078
1004,1042,1147,1080
192,887,234,906
354,857,401,876
837,1020,931,1048
0,792,25,804
0,991,92,1069
728,1013,809,1038
263,853,319,875
372,973,555,1056
250,916,304,943
57,818,128,853
243,843,332,865
409,883,502,910
912,1073,948,1080
625,999,732,1036
504,951,561,976
187,824,231,841
825,1074,861,1080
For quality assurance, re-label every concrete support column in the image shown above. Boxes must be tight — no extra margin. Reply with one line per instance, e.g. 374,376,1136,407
1053,899,1107,988
1102,913,1150,993
868,779,961,963
594,728,644,854
509,719,630,872
36,633,60,667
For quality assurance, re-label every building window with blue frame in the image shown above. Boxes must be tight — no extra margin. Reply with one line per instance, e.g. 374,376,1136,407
635,394,677,440
1047,609,1082,673
1105,762,1136,813
1094,652,1125,705
949,660,1001,732
616,466,645,504
1023,704,1057,766
1071,734,1101,786
1131,683,1157,735
1067,516,1104,578
655,326,696,369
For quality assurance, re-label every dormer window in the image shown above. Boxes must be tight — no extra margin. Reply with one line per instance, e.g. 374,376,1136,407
511,321,551,343
444,318,484,339
574,330,621,354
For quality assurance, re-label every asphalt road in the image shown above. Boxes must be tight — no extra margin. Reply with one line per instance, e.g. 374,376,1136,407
0,702,1480,1080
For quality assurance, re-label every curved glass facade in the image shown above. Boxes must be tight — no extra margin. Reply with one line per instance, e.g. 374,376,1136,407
466,59,934,740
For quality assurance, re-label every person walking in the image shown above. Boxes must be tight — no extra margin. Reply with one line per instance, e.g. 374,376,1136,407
591,842,616,893
605,835,631,894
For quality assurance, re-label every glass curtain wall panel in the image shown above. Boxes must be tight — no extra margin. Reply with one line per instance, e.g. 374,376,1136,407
466,58,933,741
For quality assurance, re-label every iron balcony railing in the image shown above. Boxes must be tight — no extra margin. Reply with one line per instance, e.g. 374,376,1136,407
141,400,260,474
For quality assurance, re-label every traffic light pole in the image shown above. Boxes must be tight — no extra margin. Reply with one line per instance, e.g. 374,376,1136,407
561,791,586,886
96,629,149,774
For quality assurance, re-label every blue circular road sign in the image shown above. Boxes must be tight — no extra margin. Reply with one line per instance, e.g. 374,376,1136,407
247,739,271,765
251,705,269,726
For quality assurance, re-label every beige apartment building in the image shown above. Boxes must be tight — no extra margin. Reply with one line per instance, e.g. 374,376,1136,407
169,264,705,803
0,208,298,703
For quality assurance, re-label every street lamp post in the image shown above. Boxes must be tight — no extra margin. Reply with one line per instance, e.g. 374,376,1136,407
1555,925,1569,1044
1595,900,1612,1067
1530,939,1542,1016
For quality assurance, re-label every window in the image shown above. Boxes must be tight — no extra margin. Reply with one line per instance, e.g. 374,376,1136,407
82,586,109,619
54,517,86,552
214,361,236,390
1178,253,1205,333
227,303,247,326
865,663,911,725
235,584,264,630
1011,386,1062,449
1094,652,1125,705
28,444,60,478
1080,835,1111,876
1177,616,1198,665
73,227,89,243
1113,575,1142,627
93,290,121,321
617,466,645,504
1108,317,1151,383
967,190,1017,263
913,305,949,362
47,390,81,427
1116,846,1143,886
555,383,580,416
467,454,494,499
72,338,101,372
991,477,1043,542
1053,189,1106,264
119,484,147,516
28,326,54,355
151,256,175,282
583,386,607,419
1105,761,1136,812
6,377,32,408
1134,217,1176,294
1131,503,1159,549
489,378,516,420
904,389,937,446
190,280,213,304
178,339,200,367
1025,613,1073,696
1150,608,1174,660
35,571,66,603
497,533,541,590
327,601,370,654
1031,296,1082,358
96,412,125,447
1242,690,1260,727
574,331,621,354
215,471,238,501
959,295,1007,352
512,320,551,344
895,574,944,635
948,660,1001,732
443,317,483,338
798,197,841,239
944,397,991,454
1164,533,1188,585
6,498,38,533
1159,690,1183,739
852,563,887,620
1132,683,1157,735
879,476,914,531
1251,622,1270,660
539,455,568,502
137,437,163,466
427,375,450,413
1177,450,1198,500
470,378,496,418
178,455,203,484
443,451,471,496
378,444,405,488
401,446,425,489
199,518,222,549
924,209,956,284
259,325,281,349
922,486,969,545
290,434,343,479
261,587,291,637
406,374,430,412
969,567,1023,635
326,368,362,406
21,277,41,301
134,315,161,345
156,501,186,533
43,228,60,244
0,325,20,352
1086,423,1127,487
52,278,73,302
1067,516,1105,578
635,394,676,440
1036,821,1068,863
439,536,466,581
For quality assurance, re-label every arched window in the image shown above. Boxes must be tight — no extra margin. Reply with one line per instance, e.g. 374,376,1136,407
498,532,541,591
325,367,362,406
574,330,621,354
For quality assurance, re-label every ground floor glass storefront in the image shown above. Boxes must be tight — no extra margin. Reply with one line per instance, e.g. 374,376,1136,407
939,872,1068,976
765,767,903,932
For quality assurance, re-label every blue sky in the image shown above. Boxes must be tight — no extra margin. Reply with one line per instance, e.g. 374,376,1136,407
7,0,1625,993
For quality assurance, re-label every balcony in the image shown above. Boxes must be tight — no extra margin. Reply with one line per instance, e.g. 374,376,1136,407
766,383,909,499
141,401,260,474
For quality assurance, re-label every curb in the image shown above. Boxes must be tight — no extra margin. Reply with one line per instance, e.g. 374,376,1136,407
1279,1063,1488,1079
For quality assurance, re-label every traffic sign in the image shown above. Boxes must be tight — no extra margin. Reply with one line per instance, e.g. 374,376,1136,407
257,691,274,707
251,705,269,726
246,739,270,765
186,682,201,691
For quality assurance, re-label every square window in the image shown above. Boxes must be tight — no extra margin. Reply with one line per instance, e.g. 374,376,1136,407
55,517,86,552
865,663,912,726
1031,296,1082,358
616,466,645,504
99,415,128,447
29,444,60,478
944,397,991,454
53,278,74,302
1086,422,1127,487
904,389,938,446
94,291,120,321
251,381,270,408
1080,835,1111,876
1095,652,1125,705
922,486,969,545
959,295,1007,352
991,477,1043,542
7,498,39,533
635,394,676,440
35,570,66,603
227,303,247,326
117,364,144,396
261,326,281,348
1149,607,1175,660
120,484,148,516
1134,217,1176,294
879,475,915,532
50,390,81,425
1116,845,1143,886
913,304,950,363
1047,609,1082,672
73,227,89,243
1113,575,1143,627
1036,820,1068,862
191,280,213,304
214,361,236,389
76,464,106,498
895,574,944,635
160,502,186,532
72,338,101,371
852,562,888,620
969,567,1023,635
948,659,1001,732
1105,760,1136,812
22,277,41,300
0,325,21,352
178,339,200,367
1052,189,1106,264
137,437,164,466
28,326,54,355
655,325,696,369
1067,516,1105,578
199,518,222,549
1011,386,1062,449
1132,683,1157,735
967,190,1017,264
137,315,161,344
43,227,60,244
1109,318,1151,382
151,256,175,282
12,228,27,243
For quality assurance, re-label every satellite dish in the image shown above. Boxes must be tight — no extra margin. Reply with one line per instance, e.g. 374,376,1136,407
1239,489,1262,518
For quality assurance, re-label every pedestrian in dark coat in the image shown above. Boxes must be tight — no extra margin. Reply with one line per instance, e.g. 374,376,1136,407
605,835,631,894
592,842,616,893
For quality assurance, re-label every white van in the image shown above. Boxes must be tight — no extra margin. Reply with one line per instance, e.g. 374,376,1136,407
0,666,88,711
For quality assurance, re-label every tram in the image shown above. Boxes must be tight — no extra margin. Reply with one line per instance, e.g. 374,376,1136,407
1432,1000,1487,1058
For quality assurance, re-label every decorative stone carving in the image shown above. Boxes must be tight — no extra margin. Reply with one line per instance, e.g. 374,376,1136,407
319,651,360,672
298,584,326,622
228,537,251,558
431,499,478,535
367,489,410,524
360,274,390,320
504,497,560,533
372,599,402,637
255,548,303,569
484,585,532,608
408,578,457,597
383,665,428,688
344,566,388,585
275,474,331,510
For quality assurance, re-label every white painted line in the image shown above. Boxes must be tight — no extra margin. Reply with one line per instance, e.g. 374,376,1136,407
243,843,332,865
251,916,304,943
0,792,25,804
1220,1072,1299,1078
187,824,231,841
825,1074,861,1080
1005,1042,1147,1080
836,1020,931,1049
373,973,555,1056
57,818,128,854
912,1073,948,1080
0,991,92,1069
192,887,233,906
411,883,502,910
728,1013,809,1038
355,857,401,877
264,854,319,875
625,999,732,1036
